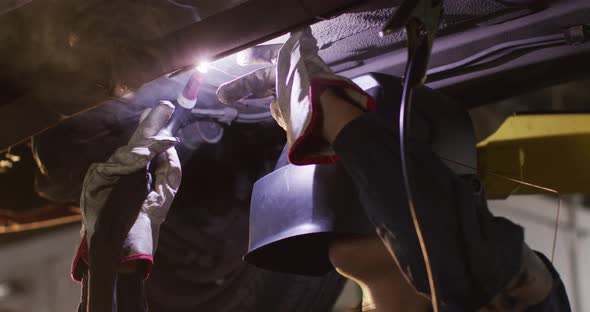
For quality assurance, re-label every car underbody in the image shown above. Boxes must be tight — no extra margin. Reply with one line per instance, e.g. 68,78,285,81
0,0,589,311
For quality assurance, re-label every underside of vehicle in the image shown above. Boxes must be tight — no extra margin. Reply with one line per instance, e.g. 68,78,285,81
0,0,589,311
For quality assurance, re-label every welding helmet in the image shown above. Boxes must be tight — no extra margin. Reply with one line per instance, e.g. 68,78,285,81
244,73,477,276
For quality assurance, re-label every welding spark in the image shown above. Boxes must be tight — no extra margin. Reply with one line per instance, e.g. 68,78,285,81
196,62,209,74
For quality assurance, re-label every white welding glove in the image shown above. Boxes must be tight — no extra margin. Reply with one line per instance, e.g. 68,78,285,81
217,27,375,165
71,101,181,281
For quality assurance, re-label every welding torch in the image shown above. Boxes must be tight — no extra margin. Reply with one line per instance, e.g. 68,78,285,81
85,66,206,312
159,66,207,136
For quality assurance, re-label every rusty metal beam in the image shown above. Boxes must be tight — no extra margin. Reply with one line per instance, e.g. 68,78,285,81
116,0,364,88
0,0,363,151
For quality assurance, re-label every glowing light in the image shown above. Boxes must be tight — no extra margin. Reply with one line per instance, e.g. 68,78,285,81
196,62,209,74
0,282,10,299
5,153,20,163
236,50,249,66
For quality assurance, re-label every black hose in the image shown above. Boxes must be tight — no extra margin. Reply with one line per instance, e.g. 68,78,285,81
398,32,441,312
427,34,566,77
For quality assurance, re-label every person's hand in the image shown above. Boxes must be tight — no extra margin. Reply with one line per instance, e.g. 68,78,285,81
71,101,181,281
216,43,282,106
217,27,375,165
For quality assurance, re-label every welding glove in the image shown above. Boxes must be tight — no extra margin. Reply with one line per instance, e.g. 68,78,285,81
217,28,375,165
71,101,181,282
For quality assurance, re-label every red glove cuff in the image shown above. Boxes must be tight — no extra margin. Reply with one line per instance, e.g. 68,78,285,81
71,232,154,283
71,233,89,282
288,78,376,166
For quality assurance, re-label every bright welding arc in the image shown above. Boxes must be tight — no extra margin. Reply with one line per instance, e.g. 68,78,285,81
196,61,209,74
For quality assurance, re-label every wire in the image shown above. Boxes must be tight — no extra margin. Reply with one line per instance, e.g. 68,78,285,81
165,0,201,21
399,58,440,312
427,34,566,78
440,156,562,263
165,0,196,10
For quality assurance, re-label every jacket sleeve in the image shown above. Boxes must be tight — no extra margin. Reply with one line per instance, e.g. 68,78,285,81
331,112,525,310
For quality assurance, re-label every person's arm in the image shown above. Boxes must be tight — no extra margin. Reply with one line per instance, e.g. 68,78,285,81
216,28,559,310
116,272,148,312
71,101,181,311
319,88,438,299
319,88,555,310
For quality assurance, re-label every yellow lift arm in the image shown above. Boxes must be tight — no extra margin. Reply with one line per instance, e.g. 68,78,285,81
477,114,590,199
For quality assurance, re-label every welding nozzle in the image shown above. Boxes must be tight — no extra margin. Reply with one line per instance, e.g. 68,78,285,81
159,70,205,137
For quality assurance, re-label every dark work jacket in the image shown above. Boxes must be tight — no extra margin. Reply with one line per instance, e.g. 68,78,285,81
332,112,571,311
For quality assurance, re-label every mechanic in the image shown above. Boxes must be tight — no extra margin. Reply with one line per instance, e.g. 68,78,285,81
216,28,571,311
61,97,341,311
70,101,181,311
70,29,570,311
